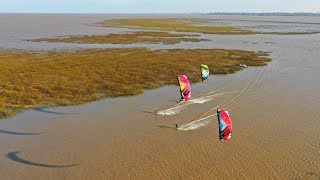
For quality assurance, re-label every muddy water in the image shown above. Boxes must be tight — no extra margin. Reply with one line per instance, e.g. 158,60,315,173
0,14,319,179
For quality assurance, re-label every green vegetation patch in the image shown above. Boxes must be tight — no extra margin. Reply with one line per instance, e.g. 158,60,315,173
99,18,255,35
32,31,205,44
99,18,320,35
0,48,271,118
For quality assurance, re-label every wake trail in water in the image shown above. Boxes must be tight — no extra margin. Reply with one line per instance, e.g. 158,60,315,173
159,70,258,114
181,67,268,130
156,67,265,117
179,114,216,131
156,108,182,115
196,68,260,98
156,91,239,116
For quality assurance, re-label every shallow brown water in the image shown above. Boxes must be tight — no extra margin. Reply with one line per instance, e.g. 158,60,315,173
0,14,319,179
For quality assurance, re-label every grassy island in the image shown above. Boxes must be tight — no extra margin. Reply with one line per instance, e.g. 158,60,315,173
33,31,205,44
99,18,320,35
0,48,270,118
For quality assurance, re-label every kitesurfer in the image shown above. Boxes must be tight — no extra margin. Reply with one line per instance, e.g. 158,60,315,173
174,122,179,130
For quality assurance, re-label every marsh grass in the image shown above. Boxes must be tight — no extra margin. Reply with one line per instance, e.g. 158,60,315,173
99,18,255,35
0,48,271,118
99,18,320,35
32,31,204,44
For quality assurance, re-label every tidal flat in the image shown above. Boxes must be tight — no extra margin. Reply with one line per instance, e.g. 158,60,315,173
0,14,319,179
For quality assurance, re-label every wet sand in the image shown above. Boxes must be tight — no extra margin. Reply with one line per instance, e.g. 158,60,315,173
0,14,320,179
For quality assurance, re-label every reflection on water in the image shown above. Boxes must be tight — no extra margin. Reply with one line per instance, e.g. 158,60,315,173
0,129,42,135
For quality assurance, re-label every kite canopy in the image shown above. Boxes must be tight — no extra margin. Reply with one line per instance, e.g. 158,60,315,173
177,75,191,101
217,109,232,141
201,64,209,82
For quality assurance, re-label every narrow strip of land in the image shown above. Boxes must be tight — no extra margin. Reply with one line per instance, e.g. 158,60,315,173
98,18,320,35
33,31,205,44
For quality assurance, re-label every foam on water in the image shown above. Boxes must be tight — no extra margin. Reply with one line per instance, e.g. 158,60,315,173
156,91,239,116
179,114,216,131
190,91,240,104
156,108,181,115
189,96,213,104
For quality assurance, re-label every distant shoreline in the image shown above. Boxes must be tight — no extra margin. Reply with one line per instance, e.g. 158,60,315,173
203,12,320,17
0,12,319,17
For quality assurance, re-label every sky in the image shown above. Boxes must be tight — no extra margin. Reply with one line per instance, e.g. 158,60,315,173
0,0,319,13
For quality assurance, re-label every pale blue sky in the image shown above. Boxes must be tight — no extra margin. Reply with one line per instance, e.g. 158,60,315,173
0,0,319,13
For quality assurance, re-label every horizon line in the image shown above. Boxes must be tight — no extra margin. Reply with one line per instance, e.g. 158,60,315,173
0,12,319,14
